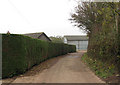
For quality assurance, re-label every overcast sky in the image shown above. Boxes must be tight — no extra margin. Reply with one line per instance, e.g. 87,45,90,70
0,0,86,36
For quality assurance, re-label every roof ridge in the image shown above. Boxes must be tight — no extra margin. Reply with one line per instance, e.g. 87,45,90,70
64,36,88,37
24,32,44,35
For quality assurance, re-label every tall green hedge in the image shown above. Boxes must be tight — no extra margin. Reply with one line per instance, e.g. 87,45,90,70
2,34,76,78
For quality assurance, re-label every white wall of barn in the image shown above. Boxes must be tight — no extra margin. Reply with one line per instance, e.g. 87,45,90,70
67,40,88,50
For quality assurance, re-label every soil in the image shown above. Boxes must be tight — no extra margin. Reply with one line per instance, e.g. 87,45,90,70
103,75,120,83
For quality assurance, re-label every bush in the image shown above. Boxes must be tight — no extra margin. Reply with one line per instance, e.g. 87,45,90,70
81,53,117,79
2,34,76,78
87,29,120,76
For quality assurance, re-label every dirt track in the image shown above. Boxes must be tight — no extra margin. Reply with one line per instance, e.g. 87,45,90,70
5,52,105,83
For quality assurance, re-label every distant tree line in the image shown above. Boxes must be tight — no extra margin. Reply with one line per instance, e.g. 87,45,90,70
50,36,64,43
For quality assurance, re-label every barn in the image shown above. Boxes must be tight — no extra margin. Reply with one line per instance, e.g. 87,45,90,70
64,35,88,51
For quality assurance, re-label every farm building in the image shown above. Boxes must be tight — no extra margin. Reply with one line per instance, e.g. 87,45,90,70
64,35,88,50
24,32,51,42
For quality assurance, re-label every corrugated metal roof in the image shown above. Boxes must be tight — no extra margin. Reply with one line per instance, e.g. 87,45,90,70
64,35,88,41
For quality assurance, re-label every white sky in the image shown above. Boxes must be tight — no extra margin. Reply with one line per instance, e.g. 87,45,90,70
0,0,86,36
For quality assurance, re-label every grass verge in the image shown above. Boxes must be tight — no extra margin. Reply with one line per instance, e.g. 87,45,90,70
81,53,118,79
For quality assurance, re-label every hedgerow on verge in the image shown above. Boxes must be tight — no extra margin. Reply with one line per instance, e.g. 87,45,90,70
81,53,118,79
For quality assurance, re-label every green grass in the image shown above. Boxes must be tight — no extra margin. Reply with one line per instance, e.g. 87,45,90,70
81,53,117,79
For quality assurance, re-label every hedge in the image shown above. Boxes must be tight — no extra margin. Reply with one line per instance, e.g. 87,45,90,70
2,34,76,78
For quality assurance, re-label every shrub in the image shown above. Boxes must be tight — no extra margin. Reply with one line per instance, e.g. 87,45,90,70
81,53,117,79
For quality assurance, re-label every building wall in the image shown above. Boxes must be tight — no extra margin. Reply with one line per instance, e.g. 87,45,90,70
67,41,79,50
67,40,88,50
78,41,88,50
64,38,67,44
38,34,50,41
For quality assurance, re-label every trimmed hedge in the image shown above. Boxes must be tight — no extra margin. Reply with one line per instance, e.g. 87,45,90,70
2,34,76,78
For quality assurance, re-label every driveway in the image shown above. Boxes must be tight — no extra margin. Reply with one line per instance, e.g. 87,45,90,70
3,52,105,83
